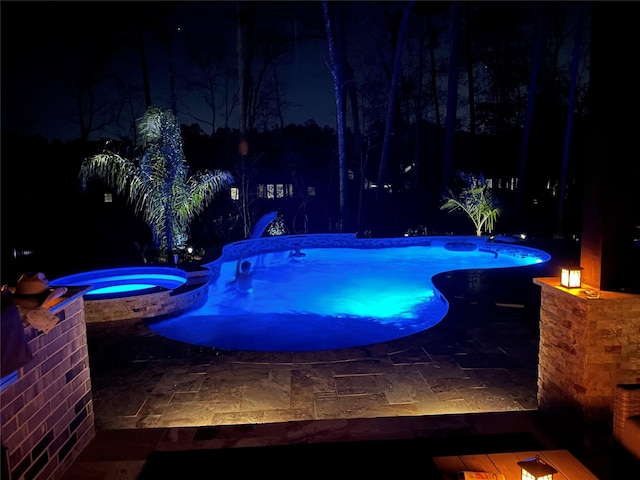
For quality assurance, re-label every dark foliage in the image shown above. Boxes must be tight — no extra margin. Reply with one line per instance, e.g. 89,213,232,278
1,118,582,285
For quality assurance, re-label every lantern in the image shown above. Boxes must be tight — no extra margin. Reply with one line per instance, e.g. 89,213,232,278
560,265,583,288
517,455,557,480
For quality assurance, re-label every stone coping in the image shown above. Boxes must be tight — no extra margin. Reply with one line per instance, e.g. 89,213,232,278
47,285,91,313
533,277,640,300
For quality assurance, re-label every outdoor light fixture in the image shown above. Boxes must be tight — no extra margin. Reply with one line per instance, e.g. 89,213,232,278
517,456,557,480
560,265,583,288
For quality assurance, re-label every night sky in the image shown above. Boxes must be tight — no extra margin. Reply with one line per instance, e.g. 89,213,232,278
1,1,337,141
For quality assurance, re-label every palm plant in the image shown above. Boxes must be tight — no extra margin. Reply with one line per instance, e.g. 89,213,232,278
80,107,234,260
440,171,501,237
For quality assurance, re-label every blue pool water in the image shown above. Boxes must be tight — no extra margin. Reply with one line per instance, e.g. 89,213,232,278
148,241,549,352
51,267,187,297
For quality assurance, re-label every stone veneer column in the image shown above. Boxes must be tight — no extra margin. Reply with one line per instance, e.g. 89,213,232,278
533,277,640,452
0,292,95,480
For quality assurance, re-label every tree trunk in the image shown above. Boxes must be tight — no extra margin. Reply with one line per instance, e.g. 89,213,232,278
272,67,285,130
166,27,178,117
464,3,476,137
516,2,544,229
411,18,426,226
323,0,347,232
376,0,414,222
427,13,441,129
347,61,363,232
164,202,175,262
441,1,460,194
555,3,585,238
236,1,254,237
236,1,254,137
137,17,152,109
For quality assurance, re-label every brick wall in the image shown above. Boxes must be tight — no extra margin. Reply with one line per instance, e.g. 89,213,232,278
534,277,640,451
0,293,95,480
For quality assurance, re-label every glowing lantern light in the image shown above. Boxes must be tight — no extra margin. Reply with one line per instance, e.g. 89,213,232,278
560,265,583,288
517,456,557,480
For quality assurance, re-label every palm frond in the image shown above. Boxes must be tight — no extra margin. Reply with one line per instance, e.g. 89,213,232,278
137,107,164,146
81,106,233,254
440,171,501,236
80,152,149,211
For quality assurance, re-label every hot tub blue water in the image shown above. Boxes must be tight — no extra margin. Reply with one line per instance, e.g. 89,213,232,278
50,267,187,298
147,236,550,352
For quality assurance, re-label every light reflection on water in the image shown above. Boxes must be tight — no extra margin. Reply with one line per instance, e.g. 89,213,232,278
89,283,158,295
148,245,548,352
51,269,187,296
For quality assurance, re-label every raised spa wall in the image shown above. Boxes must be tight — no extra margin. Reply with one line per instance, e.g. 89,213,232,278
83,269,210,323
1,289,94,480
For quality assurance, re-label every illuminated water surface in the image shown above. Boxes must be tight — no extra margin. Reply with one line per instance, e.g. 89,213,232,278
51,269,186,297
148,244,549,352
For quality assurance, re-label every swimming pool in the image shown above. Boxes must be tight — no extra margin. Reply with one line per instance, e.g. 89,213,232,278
147,235,550,352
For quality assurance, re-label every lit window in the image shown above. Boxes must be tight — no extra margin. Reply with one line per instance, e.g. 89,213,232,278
267,184,275,199
286,184,293,196
276,184,284,198
104,193,113,203
307,186,316,196
230,187,239,201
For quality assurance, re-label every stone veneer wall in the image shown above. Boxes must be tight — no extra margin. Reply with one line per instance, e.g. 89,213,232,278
0,293,94,480
533,277,640,451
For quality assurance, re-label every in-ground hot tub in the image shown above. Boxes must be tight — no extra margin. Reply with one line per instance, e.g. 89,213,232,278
50,266,209,323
